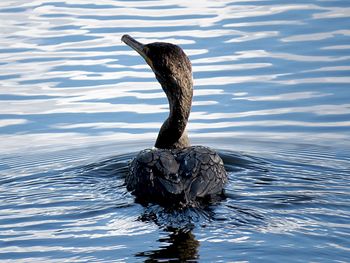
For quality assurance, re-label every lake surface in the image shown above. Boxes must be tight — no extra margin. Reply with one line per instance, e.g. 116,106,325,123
1,0,350,262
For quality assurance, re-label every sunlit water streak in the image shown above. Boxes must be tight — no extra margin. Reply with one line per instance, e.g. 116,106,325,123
0,0,350,262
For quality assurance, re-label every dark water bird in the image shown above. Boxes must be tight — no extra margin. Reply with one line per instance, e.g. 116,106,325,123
122,35,227,207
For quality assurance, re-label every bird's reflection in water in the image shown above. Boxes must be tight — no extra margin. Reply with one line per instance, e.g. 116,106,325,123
136,227,199,262
135,205,214,262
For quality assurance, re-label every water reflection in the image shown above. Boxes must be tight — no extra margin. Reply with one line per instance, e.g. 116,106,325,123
1,0,350,149
0,118,29,127
136,228,199,262
1,0,350,262
0,140,349,262
232,91,331,101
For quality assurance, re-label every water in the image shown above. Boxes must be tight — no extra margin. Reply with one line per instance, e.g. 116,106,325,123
1,0,350,262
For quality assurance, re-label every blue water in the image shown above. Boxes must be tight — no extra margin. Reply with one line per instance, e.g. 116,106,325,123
1,0,350,262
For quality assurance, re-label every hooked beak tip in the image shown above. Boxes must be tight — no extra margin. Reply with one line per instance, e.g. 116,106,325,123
122,34,154,70
121,35,144,54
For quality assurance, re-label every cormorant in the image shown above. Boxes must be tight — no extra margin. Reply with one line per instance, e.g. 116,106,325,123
122,35,227,207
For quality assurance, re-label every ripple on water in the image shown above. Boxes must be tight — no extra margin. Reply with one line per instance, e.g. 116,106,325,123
1,0,350,262
0,144,350,262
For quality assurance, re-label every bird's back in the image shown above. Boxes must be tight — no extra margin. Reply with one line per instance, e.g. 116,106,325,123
127,146,227,207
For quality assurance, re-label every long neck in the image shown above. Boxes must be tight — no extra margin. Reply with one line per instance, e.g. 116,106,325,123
155,79,193,149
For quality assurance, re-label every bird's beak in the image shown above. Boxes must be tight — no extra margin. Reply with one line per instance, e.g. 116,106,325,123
122,34,153,69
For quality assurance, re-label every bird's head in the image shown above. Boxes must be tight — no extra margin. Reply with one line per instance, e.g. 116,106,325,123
122,35,193,100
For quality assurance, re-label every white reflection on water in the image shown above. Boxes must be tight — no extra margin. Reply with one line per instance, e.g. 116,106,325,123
55,122,162,130
225,31,279,43
196,75,277,86
193,63,272,72
276,77,350,85
303,66,350,72
0,132,155,155
232,91,331,101
281,30,350,42
54,120,350,131
313,7,350,19
189,120,350,129
191,50,350,64
0,0,349,150
0,100,168,115
224,20,305,27
190,104,350,120
0,119,29,128
1,1,350,262
322,45,350,50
